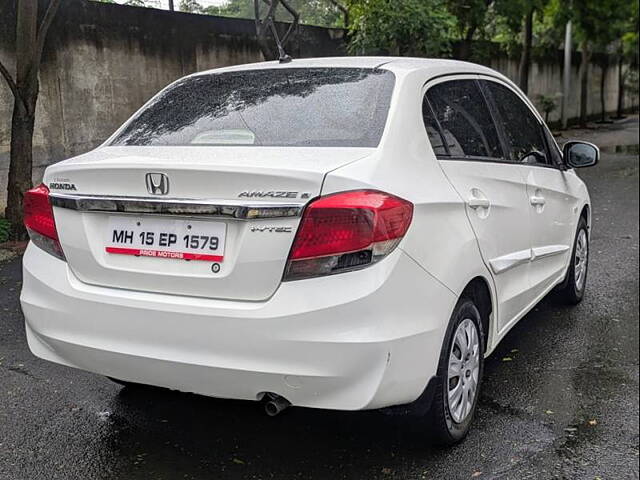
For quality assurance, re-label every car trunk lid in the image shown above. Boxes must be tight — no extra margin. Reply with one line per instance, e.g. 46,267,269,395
46,146,372,301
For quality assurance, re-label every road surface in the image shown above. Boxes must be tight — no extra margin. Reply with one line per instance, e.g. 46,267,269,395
1,118,638,480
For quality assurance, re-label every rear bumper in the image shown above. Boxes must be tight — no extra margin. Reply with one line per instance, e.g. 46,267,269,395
21,243,455,410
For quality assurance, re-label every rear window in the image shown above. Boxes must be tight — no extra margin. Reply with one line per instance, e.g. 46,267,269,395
110,68,395,148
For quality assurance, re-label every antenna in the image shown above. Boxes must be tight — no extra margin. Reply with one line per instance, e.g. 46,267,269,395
255,0,297,63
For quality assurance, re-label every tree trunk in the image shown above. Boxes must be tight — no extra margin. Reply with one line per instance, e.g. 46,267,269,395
579,41,590,127
518,8,533,94
599,61,608,122
4,0,39,239
458,24,478,61
328,0,348,29
256,33,278,60
6,103,35,239
168,0,174,11
1,0,60,239
254,0,279,61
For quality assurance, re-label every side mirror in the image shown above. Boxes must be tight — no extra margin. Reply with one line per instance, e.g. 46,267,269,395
563,141,599,169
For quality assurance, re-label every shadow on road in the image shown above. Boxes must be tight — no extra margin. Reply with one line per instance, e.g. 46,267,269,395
93,292,582,479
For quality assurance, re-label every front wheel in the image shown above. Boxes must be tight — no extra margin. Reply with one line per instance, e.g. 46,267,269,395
427,298,485,446
557,217,589,304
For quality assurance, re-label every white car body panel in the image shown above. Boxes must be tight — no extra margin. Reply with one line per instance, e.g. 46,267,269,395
46,147,372,300
22,243,456,410
21,57,591,410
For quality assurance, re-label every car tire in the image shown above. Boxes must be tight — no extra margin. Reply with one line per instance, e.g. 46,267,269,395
428,298,485,446
557,217,589,305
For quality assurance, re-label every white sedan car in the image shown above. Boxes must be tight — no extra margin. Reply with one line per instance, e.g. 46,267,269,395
20,57,597,445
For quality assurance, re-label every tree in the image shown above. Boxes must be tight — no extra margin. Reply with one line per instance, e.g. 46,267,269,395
0,0,62,238
346,0,454,56
537,93,558,122
179,0,203,13
445,0,494,60
124,0,147,6
494,0,547,94
327,0,348,28
253,0,299,60
217,0,344,28
571,0,631,125
614,2,639,118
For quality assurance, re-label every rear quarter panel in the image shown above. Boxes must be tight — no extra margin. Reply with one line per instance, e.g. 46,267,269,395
322,68,499,351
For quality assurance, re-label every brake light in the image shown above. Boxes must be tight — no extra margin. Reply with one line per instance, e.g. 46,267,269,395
284,190,413,280
23,184,65,261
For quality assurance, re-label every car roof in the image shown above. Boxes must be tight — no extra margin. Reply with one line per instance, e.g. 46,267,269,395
193,56,507,82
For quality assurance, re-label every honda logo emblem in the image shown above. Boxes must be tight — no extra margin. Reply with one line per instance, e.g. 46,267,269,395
145,173,169,195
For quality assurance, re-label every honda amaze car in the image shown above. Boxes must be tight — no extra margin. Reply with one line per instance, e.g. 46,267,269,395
20,57,598,445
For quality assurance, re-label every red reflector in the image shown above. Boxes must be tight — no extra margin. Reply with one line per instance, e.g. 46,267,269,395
290,190,413,260
23,184,59,241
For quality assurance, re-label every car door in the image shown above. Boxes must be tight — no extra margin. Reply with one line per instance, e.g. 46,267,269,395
423,77,534,332
481,79,580,299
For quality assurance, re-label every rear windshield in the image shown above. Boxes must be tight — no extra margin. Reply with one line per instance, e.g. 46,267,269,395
110,68,395,148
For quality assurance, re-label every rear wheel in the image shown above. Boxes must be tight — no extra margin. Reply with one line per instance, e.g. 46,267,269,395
557,217,589,304
428,298,485,446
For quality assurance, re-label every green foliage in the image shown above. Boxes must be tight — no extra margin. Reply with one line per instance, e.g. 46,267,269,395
124,0,147,6
570,0,633,52
491,0,547,48
536,94,557,122
180,0,203,13
347,0,455,56
214,0,343,27
0,218,10,244
620,1,639,67
444,0,492,41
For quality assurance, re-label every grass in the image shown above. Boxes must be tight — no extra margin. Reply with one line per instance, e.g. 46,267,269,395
0,218,11,243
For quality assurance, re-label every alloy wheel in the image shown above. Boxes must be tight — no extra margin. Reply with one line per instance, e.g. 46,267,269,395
574,229,588,291
447,318,481,424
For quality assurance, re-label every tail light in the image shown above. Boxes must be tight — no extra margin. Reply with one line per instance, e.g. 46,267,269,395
23,184,66,261
283,190,413,281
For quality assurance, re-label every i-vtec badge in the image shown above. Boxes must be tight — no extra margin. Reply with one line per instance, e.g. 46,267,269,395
239,191,310,199
49,182,77,191
250,226,293,233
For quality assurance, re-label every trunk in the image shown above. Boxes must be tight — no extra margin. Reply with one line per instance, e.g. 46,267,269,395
5,0,39,239
599,61,608,122
579,42,590,127
518,8,534,94
168,0,174,10
5,103,35,239
257,34,278,61
46,146,372,301
616,58,625,118
254,0,279,61
458,24,478,61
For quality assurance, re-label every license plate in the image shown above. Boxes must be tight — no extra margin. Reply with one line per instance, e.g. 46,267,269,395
105,216,226,262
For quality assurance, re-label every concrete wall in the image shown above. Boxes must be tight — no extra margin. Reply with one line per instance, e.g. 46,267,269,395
0,0,346,207
489,52,636,125
0,0,637,208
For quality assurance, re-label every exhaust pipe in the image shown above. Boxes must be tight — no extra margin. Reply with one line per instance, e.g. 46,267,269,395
264,393,291,417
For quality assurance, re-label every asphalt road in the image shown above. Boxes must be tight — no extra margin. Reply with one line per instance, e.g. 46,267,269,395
1,123,638,480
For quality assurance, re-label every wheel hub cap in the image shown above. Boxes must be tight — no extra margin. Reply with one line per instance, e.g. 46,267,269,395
447,318,480,424
574,229,588,291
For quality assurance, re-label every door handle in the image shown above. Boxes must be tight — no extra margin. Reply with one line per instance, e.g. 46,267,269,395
530,195,546,206
468,197,491,209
